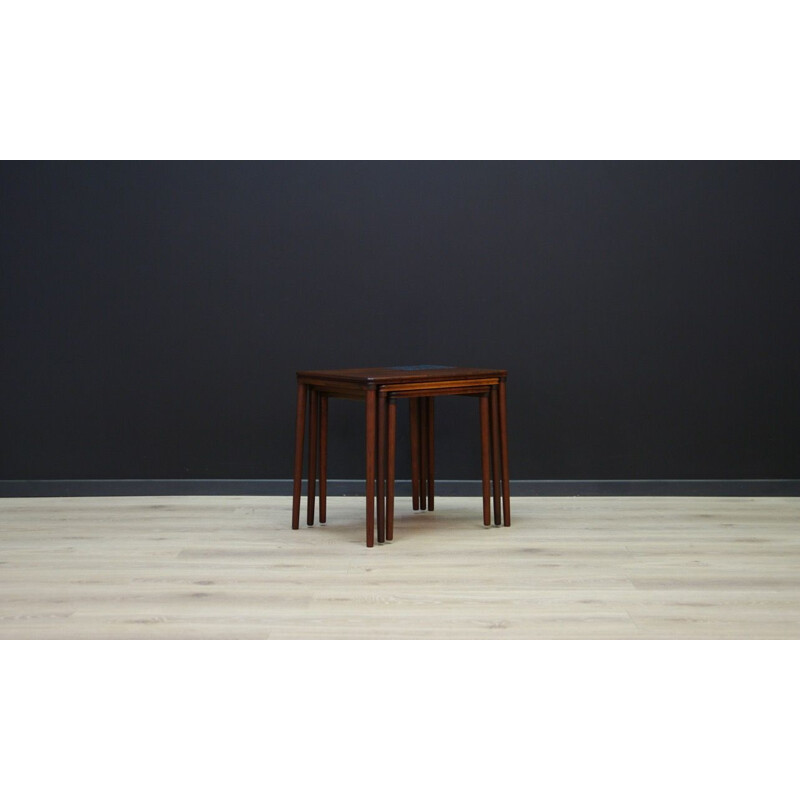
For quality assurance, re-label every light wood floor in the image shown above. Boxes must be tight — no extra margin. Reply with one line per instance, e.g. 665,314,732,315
1,495,799,639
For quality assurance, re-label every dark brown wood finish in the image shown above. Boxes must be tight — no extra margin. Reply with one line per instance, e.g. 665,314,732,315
298,366,506,386
292,367,509,547
499,379,511,527
479,394,491,527
386,398,396,542
426,397,435,511
365,387,377,548
409,399,420,511
377,391,387,544
307,388,318,526
490,385,502,526
419,398,428,511
319,394,328,524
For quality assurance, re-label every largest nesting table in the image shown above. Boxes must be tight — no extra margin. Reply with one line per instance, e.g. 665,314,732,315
292,366,510,547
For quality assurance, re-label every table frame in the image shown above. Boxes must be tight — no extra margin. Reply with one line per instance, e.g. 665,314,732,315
292,368,510,547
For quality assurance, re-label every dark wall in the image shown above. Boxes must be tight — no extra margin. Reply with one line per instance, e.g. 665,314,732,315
2,161,799,482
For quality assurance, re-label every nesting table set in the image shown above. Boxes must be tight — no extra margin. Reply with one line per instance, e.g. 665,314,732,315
291,366,510,547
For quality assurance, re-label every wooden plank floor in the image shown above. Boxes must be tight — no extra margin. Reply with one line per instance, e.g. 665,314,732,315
1,495,799,639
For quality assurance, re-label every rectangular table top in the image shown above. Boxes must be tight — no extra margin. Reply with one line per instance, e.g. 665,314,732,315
297,366,507,386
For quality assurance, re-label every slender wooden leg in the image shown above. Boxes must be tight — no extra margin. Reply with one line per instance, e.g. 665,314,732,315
426,397,435,511
319,394,328,524
490,385,502,526
307,388,318,526
410,398,420,510
377,392,386,544
387,398,396,542
419,398,428,510
499,380,511,527
365,388,376,548
479,394,491,526
291,382,307,530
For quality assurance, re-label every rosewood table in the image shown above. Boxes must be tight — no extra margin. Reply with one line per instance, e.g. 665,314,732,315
292,366,510,547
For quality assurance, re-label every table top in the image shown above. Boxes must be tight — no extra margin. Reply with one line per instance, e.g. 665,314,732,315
297,365,507,385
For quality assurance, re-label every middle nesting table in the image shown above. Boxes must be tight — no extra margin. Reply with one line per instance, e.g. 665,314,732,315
292,366,510,548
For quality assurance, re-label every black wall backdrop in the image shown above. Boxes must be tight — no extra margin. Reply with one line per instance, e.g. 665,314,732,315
1,161,799,488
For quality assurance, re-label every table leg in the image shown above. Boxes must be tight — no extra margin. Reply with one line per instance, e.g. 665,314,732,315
291,382,307,530
319,394,328,524
365,388,376,547
419,398,428,510
410,398,420,510
479,393,491,526
490,385,502,526
307,388,318,526
427,397,435,511
377,392,386,544
387,398,396,541
499,379,511,527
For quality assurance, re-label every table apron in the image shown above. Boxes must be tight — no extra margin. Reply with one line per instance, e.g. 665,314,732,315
381,386,493,399
298,378,370,394
379,378,500,395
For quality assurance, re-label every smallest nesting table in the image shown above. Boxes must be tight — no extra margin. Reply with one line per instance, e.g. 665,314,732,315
292,366,510,547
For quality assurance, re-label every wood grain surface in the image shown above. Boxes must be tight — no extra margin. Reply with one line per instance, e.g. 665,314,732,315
1,495,799,639
296,366,506,385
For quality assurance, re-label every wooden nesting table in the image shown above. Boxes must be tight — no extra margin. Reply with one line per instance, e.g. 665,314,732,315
291,366,510,547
